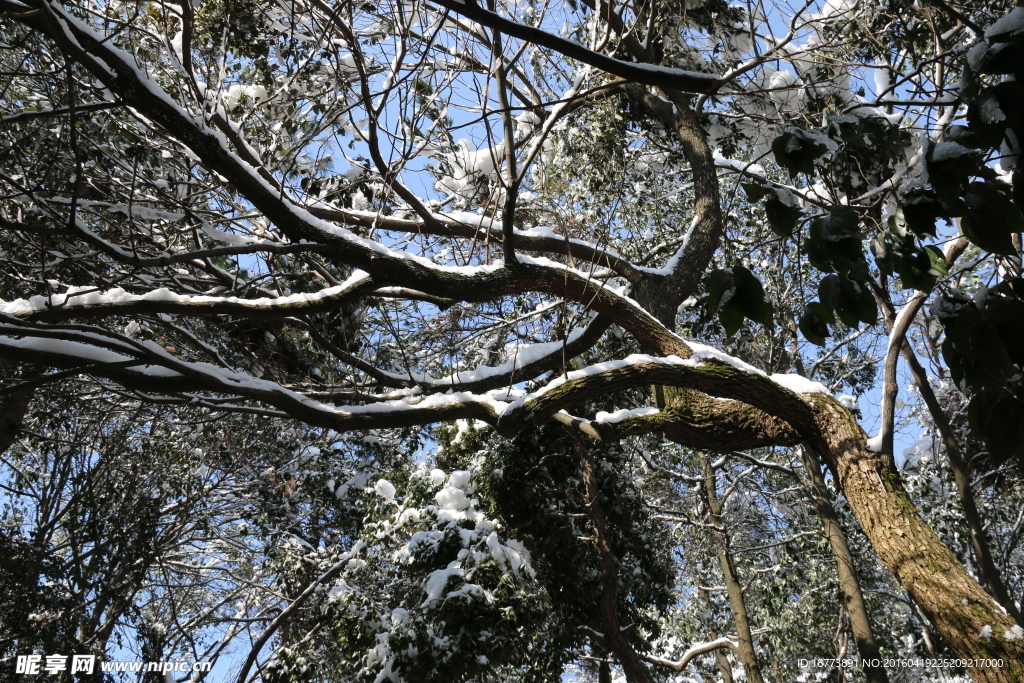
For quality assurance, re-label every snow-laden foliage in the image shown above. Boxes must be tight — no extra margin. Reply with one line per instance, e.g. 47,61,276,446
287,465,547,683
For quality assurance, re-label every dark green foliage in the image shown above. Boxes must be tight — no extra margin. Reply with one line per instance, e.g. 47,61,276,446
804,206,867,279
935,279,1024,468
798,302,833,347
927,6,1024,467
742,183,802,237
438,422,677,672
817,273,877,327
706,265,774,336
873,217,949,292
962,180,1024,256
196,0,273,60
771,127,833,177
0,530,82,673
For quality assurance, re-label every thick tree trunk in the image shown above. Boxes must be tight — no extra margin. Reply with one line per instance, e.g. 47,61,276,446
800,446,890,683
807,396,1024,682
702,457,765,683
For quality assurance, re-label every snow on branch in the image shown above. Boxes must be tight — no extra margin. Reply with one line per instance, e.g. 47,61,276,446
640,636,738,672
0,316,825,443
427,0,722,94
1,271,376,322
8,0,670,337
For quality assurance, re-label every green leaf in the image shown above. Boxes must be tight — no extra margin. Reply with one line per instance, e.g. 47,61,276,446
834,297,861,328
962,182,1019,256
872,236,894,276
900,190,954,237
818,274,841,311
892,244,937,292
967,87,1011,147
719,304,745,337
709,266,773,334
984,394,1024,463
812,205,859,239
944,125,985,149
927,142,985,200
841,276,877,324
799,304,831,346
805,206,864,276
970,317,1013,380
771,128,833,177
948,305,981,360
732,266,768,318
968,389,1001,435
924,245,948,277
986,296,1024,363
741,183,771,202
764,196,802,238
945,336,968,390
705,269,735,313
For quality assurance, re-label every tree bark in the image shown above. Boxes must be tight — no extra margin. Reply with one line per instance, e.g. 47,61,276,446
800,446,890,683
807,395,1024,682
698,588,735,683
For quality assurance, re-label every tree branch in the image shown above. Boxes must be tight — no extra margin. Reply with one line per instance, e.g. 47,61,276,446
639,636,738,672
427,0,721,94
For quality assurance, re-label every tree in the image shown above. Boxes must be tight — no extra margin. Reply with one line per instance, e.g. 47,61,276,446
2,0,1024,680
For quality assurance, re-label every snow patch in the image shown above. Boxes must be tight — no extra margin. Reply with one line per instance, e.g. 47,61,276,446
986,7,1024,39
428,469,447,487
594,407,660,423
838,394,859,410
374,479,396,503
448,470,471,490
435,486,470,511
421,563,463,607
770,374,829,395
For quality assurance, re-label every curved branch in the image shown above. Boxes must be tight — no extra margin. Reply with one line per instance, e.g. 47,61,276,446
0,322,820,441
235,542,366,683
608,396,801,450
640,637,738,672
427,0,722,94
620,85,724,324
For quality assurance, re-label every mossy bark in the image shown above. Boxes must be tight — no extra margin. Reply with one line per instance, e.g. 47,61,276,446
807,395,1024,682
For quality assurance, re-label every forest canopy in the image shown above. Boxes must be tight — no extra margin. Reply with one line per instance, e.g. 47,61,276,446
2,0,1024,681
